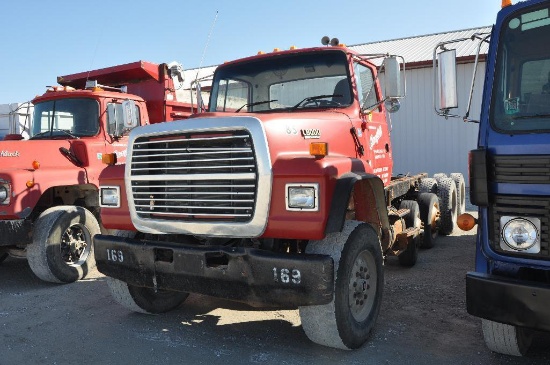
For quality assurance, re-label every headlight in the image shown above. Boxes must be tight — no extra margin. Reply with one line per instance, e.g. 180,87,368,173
286,183,319,211
0,184,10,205
500,216,540,253
100,186,120,208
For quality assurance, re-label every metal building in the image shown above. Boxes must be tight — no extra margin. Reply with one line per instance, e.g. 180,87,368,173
349,26,491,183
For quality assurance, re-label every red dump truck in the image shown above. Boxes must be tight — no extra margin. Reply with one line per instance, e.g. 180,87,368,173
95,40,464,349
0,60,200,283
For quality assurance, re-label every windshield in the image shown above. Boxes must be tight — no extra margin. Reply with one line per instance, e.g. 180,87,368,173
209,50,352,112
491,5,550,133
31,98,99,138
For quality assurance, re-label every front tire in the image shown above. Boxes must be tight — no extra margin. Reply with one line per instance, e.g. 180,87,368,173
105,230,189,314
107,277,189,314
27,206,100,283
482,319,532,356
299,221,384,350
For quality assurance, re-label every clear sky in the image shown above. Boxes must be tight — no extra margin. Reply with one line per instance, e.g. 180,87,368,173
0,0,503,104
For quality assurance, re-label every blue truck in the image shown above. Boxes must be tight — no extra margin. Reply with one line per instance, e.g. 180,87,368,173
434,0,550,357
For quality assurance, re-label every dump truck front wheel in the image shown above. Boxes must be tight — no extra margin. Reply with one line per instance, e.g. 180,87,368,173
27,206,99,283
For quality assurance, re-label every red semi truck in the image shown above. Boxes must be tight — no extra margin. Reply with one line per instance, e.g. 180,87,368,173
94,41,464,349
0,60,200,283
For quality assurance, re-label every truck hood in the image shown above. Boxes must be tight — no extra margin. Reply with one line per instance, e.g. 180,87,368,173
194,110,353,123
194,110,358,156
0,139,82,169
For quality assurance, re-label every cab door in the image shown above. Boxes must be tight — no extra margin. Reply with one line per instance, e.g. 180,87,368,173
353,62,393,186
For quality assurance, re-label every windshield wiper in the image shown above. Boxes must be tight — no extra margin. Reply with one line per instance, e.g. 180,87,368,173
292,94,340,110
511,114,550,120
235,99,278,113
30,129,79,140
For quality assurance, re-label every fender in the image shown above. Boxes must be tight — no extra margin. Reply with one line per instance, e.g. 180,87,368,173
325,172,390,248
98,163,136,231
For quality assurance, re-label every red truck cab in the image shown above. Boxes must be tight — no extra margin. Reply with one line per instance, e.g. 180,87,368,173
0,61,199,284
95,43,456,350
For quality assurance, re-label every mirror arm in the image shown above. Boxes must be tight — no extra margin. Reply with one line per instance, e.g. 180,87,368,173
433,33,490,121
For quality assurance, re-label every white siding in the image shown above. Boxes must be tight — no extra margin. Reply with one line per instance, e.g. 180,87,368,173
0,103,32,138
389,63,484,184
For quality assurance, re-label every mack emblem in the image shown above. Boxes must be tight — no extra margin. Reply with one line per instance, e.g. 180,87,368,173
301,129,321,139
0,150,20,157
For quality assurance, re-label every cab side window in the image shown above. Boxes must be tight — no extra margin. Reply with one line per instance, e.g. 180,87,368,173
354,63,379,111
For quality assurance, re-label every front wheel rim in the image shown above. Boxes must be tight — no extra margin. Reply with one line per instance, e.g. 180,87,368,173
60,223,91,266
348,249,377,322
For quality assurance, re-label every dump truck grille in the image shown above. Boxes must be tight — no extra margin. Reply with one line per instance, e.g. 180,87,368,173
489,195,550,258
491,155,550,184
129,130,257,223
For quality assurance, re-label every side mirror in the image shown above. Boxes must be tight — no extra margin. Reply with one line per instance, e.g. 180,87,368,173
107,100,138,138
437,49,458,110
383,56,404,99
384,98,400,113
122,100,138,129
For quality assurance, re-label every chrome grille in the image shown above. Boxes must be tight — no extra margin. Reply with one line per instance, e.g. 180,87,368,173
130,130,257,222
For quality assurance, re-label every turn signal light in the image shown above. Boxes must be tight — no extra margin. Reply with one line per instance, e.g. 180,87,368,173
26,180,35,188
457,213,477,231
102,153,117,165
32,160,40,170
309,142,328,157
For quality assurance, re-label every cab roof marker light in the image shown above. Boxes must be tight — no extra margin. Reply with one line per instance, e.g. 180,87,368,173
502,0,512,7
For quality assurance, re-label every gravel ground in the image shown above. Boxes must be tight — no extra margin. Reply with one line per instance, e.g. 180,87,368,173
1,207,550,364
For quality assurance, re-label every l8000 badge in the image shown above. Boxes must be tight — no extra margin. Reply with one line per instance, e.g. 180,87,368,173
301,129,321,139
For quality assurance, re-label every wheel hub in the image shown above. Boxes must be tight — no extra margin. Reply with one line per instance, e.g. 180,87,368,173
348,251,377,322
60,224,90,265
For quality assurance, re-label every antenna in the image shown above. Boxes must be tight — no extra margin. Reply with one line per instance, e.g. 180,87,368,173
196,10,219,80
85,24,106,85
194,10,219,112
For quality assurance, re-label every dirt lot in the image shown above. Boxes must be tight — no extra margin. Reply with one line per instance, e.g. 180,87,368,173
2,211,550,365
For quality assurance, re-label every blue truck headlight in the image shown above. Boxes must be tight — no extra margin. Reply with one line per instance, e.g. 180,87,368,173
500,216,540,253
286,183,319,211
100,186,121,208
